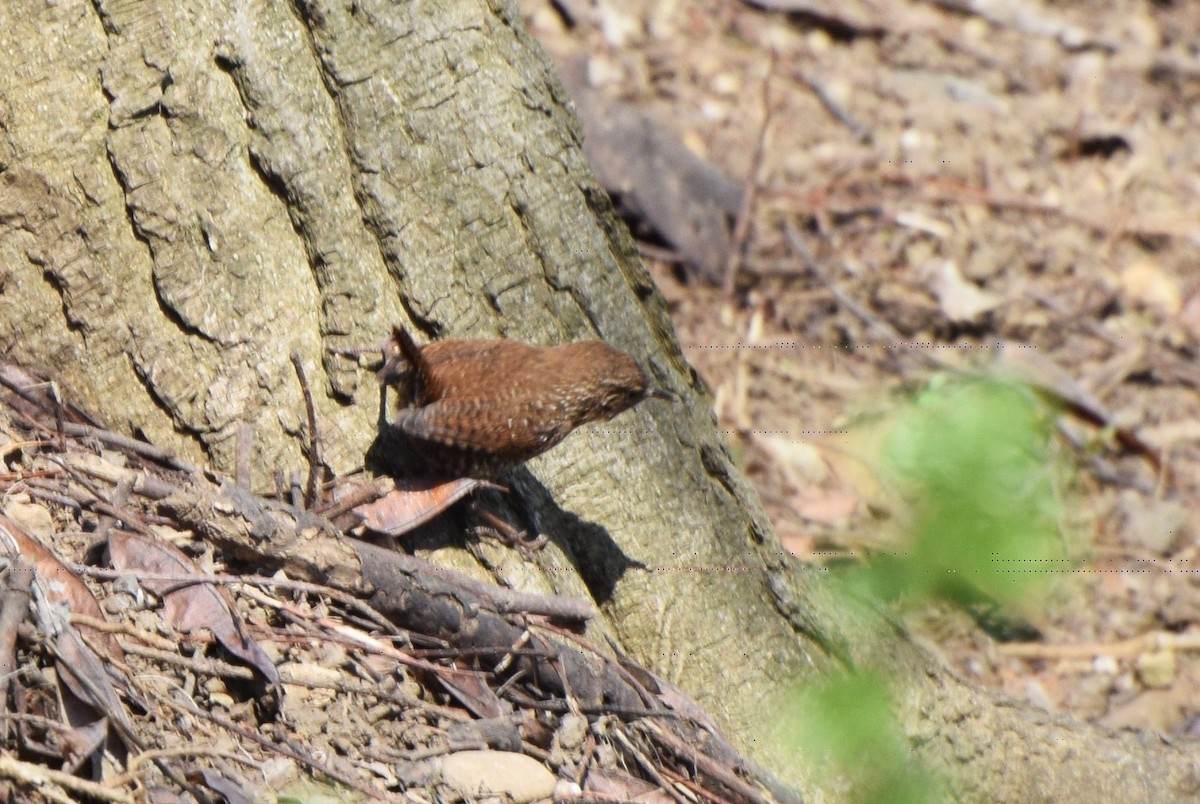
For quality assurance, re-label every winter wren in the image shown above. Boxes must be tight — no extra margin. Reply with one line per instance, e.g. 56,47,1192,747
376,326,671,480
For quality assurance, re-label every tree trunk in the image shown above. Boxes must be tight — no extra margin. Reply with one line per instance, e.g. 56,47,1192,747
0,0,1196,800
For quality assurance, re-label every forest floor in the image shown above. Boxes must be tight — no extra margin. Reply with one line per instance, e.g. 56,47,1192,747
5,3,1200,801
525,0,1200,738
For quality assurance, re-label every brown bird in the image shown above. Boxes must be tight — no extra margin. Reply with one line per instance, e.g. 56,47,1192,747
376,326,671,480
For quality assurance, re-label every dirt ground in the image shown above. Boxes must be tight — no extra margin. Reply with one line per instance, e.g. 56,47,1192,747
524,0,1200,737
4,3,1200,801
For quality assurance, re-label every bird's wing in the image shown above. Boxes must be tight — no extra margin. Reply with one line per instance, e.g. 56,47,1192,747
393,398,562,457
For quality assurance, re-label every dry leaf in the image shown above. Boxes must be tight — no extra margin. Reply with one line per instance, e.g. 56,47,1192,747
109,530,280,686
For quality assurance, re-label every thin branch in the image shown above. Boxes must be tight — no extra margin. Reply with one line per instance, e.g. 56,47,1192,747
289,353,322,509
722,48,779,300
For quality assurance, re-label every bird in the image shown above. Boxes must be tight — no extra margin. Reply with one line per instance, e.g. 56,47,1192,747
375,325,672,480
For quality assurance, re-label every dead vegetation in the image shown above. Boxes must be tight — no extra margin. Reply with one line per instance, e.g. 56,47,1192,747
0,363,784,801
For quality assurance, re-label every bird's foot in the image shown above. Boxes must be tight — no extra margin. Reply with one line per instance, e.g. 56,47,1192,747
474,507,549,555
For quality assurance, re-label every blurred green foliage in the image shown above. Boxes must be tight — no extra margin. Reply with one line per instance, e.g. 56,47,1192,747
868,377,1062,610
787,671,944,804
778,377,1065,803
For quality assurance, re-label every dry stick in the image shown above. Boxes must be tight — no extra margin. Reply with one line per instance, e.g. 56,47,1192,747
326,343,385,359
391,740,484,764
70,613,180,652
998,629,1200,661
49,381,65,453
0,559,34,741
113,602,437,719
62,423,201,475
0,754,129,804
611,727,690,804
781,218,901,342
312,477,390,521
14,482,81,513
1,711,80,738
121,642,256,682
411,645,552,662
635,240,682,264
492,664,529,699
154,692,389,802
540,621,659,711
907,178,1182,240
0,374,72,448
658,767,728,804
0,439,54,459
549,645,580,721
235,422,252,491
69,565,402,636
492,629,533,676
502,690,674,721
239,585,471,677
40,630,213,804
769,171,1161,240
41,459,160,537
289,470,304,509
109,747,262,791
289,352,321,509
128,634,421,715
793,67,872,143
381,550,595,622
641,719,772,804
722,48,779,300
69,455,181,503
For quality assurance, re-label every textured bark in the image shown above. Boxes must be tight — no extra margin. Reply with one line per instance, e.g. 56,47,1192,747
1,0,1198,800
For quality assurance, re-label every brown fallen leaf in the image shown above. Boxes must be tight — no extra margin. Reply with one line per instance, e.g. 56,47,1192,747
435,669,504,720
353,477,499,537
108,530,280,687
0,512,123,661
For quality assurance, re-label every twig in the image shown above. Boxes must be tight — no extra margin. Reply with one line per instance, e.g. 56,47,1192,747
0,559,33,740
121,641,256,682
312,477,390,521
154,693,389,802
289,470,303,509
109,747,262,790
50,381,65,452
793,68,872,143
722,48,778,300
641,719,773,804
781,219,901,341
69,565,402,635
0,754,130,804
289,353,322,509
326,343,386,359
14,482,83,515
373,548,596,622
37,461,160,537
493,629,533,675
235,422,252,491
63,423,201,474
611,727,690,804
0,439,53,460
69,613,180,652
998,630,1200,661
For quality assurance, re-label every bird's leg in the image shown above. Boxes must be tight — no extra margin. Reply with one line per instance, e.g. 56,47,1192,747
469,498,549,554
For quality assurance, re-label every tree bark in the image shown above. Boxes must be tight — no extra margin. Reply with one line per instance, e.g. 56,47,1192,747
0,0,1197,800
